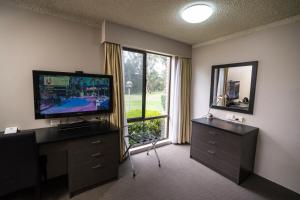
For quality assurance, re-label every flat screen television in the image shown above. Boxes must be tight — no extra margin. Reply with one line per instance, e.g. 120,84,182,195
33,70,113,119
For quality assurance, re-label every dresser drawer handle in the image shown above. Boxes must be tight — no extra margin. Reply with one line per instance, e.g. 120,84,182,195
91,152,102,157
208,140,216,145
91,140,102,144
207,150,215,155
91,164,102,169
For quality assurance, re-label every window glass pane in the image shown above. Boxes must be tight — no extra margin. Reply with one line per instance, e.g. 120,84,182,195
128,118,168,146
146,53,170,117
123,50,143,119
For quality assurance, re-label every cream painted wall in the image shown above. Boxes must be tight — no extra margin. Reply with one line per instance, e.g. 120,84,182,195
103,21,192,58
192,21,300,193
0,4,104,131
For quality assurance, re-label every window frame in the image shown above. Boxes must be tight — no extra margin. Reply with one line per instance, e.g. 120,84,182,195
122,47,172,138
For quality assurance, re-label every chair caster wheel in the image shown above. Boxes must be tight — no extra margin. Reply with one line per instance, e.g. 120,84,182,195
133,172,136,178
158,163,161,168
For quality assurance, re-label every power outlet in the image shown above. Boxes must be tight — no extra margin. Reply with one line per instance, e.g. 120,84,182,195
234,116,244,123
50,119,60,126
226,114,244,123
226,114,234,120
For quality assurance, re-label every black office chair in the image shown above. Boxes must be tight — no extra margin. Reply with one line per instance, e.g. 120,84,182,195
0,131,40,199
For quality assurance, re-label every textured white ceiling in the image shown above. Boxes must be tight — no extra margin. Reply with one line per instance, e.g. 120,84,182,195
3,0,300,45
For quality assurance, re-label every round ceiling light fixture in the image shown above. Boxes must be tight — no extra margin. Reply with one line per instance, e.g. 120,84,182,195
181,4,213,23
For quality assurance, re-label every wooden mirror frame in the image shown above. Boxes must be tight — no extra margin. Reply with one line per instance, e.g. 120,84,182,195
209,61,258,114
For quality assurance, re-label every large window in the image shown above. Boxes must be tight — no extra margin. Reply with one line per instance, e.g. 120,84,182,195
123,48,171,141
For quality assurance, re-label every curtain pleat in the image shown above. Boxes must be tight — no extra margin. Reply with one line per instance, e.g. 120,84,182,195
223,68,228,106
178,58,192,144
169,56,181,143
104,42,125,161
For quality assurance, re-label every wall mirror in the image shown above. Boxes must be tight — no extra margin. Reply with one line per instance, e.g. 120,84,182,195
209,61,258,114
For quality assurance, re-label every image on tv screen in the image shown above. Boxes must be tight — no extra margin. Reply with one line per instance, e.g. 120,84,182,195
38,75,111,115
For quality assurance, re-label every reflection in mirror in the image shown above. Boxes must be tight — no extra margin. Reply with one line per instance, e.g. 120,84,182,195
210,61,258,114
212,66,252,110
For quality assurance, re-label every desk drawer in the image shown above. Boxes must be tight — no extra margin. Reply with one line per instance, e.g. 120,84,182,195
69,134,118,153
69,159,118,193
69,145,119,166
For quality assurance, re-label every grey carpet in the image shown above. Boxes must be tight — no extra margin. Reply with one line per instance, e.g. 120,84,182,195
3,144,300,200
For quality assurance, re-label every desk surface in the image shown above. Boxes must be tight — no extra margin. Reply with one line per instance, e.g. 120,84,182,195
33,125,119,145
1,125,119,145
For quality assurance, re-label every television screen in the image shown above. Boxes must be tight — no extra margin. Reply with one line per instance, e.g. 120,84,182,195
33,70,113,119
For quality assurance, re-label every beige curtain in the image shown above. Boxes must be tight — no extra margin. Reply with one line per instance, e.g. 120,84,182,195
178,58,192,144
104,42,125,161
223,68,228,106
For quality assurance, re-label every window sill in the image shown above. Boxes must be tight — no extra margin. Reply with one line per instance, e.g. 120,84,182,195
129,139,171,155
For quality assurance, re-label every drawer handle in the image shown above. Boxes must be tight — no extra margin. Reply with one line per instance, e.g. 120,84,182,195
91,164,102,169
207,150,215,155
91,152,102,157
91,140,102,144
208,140,216,145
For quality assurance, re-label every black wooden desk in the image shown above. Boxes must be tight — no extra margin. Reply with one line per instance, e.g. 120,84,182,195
1,125,120,197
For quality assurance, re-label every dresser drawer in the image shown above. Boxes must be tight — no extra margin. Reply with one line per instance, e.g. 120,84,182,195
191,145,216,168
69,134,118,153
192,140,239,164
215,154,240,179
191,143,239,179
216,148,240,166
191,139,216,153
217,131,241,154
192,123,240,155
192,123,219,141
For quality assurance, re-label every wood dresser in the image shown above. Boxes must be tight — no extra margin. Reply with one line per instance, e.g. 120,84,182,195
190,118,259,184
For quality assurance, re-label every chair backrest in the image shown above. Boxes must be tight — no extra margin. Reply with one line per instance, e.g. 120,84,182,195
0,131,39,196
